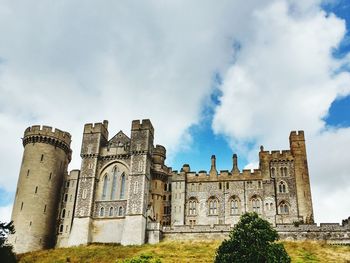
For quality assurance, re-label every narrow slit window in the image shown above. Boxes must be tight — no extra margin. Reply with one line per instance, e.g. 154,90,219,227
35,186,38,194
20,202,23,211
120,174,126,199
40,154,44,162
44,204,47,213
100,207,104,217
27,169,30,177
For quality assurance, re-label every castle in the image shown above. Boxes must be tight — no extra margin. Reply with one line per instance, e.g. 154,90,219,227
9,119,316,253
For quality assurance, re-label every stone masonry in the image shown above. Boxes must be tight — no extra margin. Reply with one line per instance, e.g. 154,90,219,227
9,119,348,253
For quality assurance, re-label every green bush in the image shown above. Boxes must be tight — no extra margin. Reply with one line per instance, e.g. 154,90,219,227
0,221,17,263
215,212,290,263
121,253,161,263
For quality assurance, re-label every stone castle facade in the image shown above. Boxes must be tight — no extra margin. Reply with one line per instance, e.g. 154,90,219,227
9,119,316,253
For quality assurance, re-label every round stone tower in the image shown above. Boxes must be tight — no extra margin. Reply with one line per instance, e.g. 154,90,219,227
9,125,71,253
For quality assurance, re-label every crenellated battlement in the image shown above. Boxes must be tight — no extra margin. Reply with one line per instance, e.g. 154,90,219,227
24,125,71,145
289,130,305,141
260,150,293,160
184,167,262,181
83,120,109,139
23,125,72,157
131,119,154,135
153,145,166,157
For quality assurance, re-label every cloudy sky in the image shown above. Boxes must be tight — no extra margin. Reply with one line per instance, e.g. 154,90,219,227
0,0,349,224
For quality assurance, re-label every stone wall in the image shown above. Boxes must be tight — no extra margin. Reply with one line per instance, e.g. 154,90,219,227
161,223,350,244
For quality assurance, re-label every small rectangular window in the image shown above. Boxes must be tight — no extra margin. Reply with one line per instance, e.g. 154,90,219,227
44,204,47,213
49,172,52,180
226,182,229,190
35,186,38,194
40,154,44,162
66,181,70,188
29,221,32,226
20,202,23,211
26,169,30,177
64,194,68,202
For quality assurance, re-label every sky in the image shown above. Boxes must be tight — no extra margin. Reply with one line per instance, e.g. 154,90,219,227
0,0,349,224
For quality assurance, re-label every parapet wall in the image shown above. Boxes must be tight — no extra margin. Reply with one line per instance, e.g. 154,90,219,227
23,125,72,156
24,125,71,146
131,119,154,136
83,121,109,139
160,224,350,244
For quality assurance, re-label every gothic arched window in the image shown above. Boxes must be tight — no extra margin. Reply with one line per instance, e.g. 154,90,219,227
251,196,261,213
109,207,113,216
120,173,126,199
99,207,105,217
278,181,287,193
118,206,123,216
230,197,240,215
188,199,197,215
208,198,218,215
102,174,108,200
279,201,289,214
110,166,118,200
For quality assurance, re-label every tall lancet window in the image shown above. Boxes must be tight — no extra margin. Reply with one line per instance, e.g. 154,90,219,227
102,174,108,200
120,173,126,199
111,166,118,200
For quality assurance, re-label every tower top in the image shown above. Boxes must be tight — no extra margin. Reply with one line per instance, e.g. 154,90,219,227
23,125,72,157
24,125,71,146
131,119,154,135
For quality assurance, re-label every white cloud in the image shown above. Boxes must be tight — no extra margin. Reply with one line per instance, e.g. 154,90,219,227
0,0,349,224
0,0,288,192
213,0,350,223
0,204,12,223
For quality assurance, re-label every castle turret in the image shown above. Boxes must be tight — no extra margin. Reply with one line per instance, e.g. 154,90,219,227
289,131,314,223
9,125,71,253
231,154,240,174
152,145,166,165
68,121,108,246
121,119,154,245
209,155,218,176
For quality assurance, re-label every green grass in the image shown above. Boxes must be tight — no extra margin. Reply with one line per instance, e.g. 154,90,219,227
18,241,350,263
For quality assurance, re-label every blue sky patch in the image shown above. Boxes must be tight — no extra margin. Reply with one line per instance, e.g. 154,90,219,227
325,95,350,127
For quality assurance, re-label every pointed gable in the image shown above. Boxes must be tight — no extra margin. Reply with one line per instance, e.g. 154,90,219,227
108,130,130,148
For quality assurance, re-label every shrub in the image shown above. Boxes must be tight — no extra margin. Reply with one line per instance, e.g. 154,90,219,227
121,253,161,263
0,221,17,263
215,212,290,263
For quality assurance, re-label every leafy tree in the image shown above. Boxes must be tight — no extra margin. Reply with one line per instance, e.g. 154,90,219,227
0,221,17,263
215,212,290,263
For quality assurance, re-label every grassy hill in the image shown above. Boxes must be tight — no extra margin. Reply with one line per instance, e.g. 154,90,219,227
18,241,350,263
